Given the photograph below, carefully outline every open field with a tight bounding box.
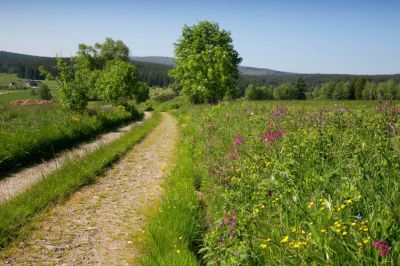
[141,100,400,265]
[0,73,59,104]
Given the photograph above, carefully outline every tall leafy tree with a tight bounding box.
[171,21,242,103]
[96,60,138,106]
[273,83,295,100]
[55,58,89,110]
[295,77,306,99]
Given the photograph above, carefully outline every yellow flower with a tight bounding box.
[340,204,346,209]
[176,249,181,254]
[293,243,300,248]
[307,202,314,208]
[357,242,363,247]
[319,207,325,211]
[345,199,353,204]
[351,222,356,226]
[320,229,326,233]
[342,231,348,236]
[291,227,297,233]
[280,236,289,243]
[254,208,260,213]
[260,243,268,249]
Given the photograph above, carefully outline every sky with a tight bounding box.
[1,0,399,74]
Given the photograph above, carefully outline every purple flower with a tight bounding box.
[233,133,244,147]
[233,252,238,257]
[261,128,285,144]
[271,106,287,120]
[220,237,225,243]
[373,240,390,257]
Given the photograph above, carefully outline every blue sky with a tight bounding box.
[1,0,399,74]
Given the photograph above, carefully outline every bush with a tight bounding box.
[136,82,150,103]
[246,84,273,100]
[149,88,177,102]
[39,83,52,100]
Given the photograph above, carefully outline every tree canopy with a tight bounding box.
[96,60,138,106]
[171,21,242,103]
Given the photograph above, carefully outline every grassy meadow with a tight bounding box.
[0,104,139,174]
[143,100,400,265]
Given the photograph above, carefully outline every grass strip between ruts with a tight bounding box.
[139,112,202,266]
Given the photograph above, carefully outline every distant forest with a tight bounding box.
[1,51,399,94]
[0,51,172,87]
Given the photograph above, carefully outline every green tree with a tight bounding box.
[331,81,350,100]
[273,83,295,100]
[56,58,88,110]
[317,81,335,99]
[295,77,306,99]
[39,83,52,100]
[348,78,356,100]
[362,81,377,100]
[355,77,367,100]
[96,60,137,106]
[171,21,242,103]
[246,84,273,100]
[136,82,150,103]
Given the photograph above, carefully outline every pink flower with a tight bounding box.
[373,240,390,257]
[232,132,244,147]
[261,128,285,144]
[271,105,287,120]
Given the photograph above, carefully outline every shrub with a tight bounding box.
[149,88,176,102]
[39,83,52,100]
[246,84,273,100]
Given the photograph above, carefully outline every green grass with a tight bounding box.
[0,73,59,103]
[0,104,138,174]
[0,73,25,86]
[0,112,161,248]
[143,100,400,265]
[139,112,202,266]
[0,90,40,104]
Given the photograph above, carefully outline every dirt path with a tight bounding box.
[1,112,179,265]
[0,112,151,203]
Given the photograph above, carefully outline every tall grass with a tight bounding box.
[139,112,202,266]
[0,104,138,174]
[0,112,161,248]
[186,100,400,264]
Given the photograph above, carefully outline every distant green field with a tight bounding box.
[0,73,59,104]
[0,91,40,104]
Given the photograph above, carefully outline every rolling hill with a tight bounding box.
[131,56,289,75]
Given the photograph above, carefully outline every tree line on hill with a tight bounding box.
[2,50,399,98]
[246,77,400,100]
[0,51,172,88]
